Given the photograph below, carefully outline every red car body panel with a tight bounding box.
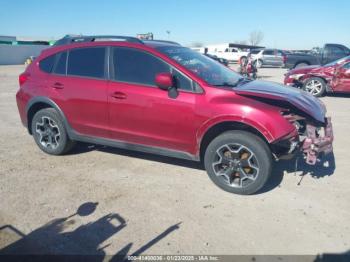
[50,74,109,138]
[16,41,329,161]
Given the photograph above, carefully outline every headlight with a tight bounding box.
[289,74,304,80]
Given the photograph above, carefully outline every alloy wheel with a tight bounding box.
[304,79,323,96]
[212,143,260,188]
[35,116,61,149]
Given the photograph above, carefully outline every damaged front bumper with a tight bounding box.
[302,117,334,165]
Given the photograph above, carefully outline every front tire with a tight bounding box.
[204,131,272,195]
[31,108,75,155]
[303,77,326,97]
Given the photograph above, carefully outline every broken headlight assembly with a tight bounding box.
[279,110,333,165]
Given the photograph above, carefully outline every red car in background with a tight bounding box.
[284,56,350,97]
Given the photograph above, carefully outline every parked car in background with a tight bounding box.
[204,53,229,66]
[17,35,333,195]
[284,55,350,96]
[284,43,350,69]
[248,49,286,68]
[190,47,229,66]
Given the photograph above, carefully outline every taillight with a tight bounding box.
[19,72,30,86]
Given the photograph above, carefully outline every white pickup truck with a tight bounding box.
[206,45,249,63]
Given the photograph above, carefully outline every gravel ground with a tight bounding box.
[0,65,349,258]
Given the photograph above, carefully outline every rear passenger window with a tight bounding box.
[263,50,274,55]
[53,52,67,75]
[39,54,55,73]
[113,47,170,86]
[67,47,105,78]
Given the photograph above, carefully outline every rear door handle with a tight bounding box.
[111,92,127,99]
[52,82,64,89]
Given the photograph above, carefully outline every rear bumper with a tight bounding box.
[302,117,334,165]
[16,90,28,128]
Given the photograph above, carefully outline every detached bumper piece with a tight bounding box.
[302,117,334,165]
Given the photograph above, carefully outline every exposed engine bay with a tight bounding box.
[277,112,333,165]
[234,80,334,165]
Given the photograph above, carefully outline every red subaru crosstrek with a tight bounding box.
[16,35,334,195]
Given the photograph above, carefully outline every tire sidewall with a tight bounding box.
[31,108,69,155]
[204,131,272,195]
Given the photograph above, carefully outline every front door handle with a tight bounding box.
[52,82,64,89]
[111,92,127,99]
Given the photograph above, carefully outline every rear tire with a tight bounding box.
[31,108,75,155]
[204,131,272,195]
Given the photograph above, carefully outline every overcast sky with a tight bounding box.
[1,0,349,49]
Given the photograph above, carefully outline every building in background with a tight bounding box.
[0,35,53,65]
[137,33,154,40]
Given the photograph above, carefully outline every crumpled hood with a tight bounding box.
[288,64,335,77]
[234,80,327,123]
[288,65,320,75]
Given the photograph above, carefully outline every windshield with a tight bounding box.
[324,55,350,67]
[157,46,242,86]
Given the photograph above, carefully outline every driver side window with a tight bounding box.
[112,47,193,91]
[112,47,170,86]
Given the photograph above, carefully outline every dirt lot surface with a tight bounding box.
[0,65,349,257]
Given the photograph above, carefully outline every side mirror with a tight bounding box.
[155,72,173,90]
[155,72,179,98]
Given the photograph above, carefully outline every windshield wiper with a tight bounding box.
[213,82,237,87]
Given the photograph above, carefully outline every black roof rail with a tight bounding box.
[53,35,144,46]
[143,39,181,46]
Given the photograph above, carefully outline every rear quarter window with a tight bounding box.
[53,52,67,75]
[39,54,56,73]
